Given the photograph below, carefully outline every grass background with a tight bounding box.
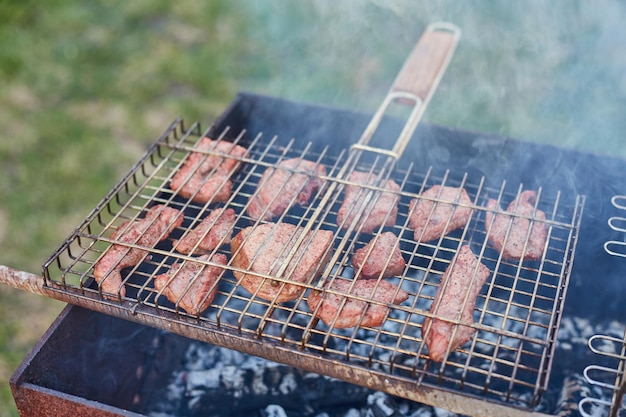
[1,1,625,416]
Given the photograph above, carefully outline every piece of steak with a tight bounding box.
[408,185,473,243]
[485,190,548,261]
[153,253,227,316]
[231,223,334,302]
[352,232,406,279]
[170,137,247,204]
[422,245,490,362]
[94,204,183,298]
[308,278,409,328]
[247,158,327,221]
[337,171,400,234]
[174,208,236,255]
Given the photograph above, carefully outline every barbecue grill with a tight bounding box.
[4,22,626,417]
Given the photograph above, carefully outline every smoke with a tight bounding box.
[234,0,626,159]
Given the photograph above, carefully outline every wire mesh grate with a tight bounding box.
[43,118,585,413]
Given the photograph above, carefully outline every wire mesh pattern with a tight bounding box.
[43,118,584,412]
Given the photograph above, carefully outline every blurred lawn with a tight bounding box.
[0,2,249,415]
[1,1,625,416]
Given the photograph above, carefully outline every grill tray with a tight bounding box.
[42,112,584,416]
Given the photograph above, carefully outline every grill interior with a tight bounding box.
[42,109,584,413]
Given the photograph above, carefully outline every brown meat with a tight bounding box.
[337,171,400,234]
[352,232,406,279]
[170,137,247,204]
[174,208,236,255]
[422,245,490,362]
[93,205,183,298]
[153,253,227,316]
[247,158,327,221]
[408,185,473,243]
[231,223,334,302]
[307,278,409,328]
[485,190,547,261]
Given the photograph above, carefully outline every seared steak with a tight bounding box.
[231,223,334,302]
[423,245,490,362]
[485,190,547,261]
[408,185,473,243]
[170,137,247,204]
[352,232,406,279]
[337,171,400,234]
[247,158,326,221]
[308,278,409,328]
[94,204,183,298]
[153,253,227,316]
[174,208,236,255]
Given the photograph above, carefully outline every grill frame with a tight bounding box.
[41,99,584,415]
[579,331,626,416]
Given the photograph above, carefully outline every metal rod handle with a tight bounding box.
[355,22,461,159]
[0,265,47,296]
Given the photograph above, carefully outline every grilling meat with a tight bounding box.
[485,190,548,261]
[174,208,236,255]
[308,278,409,328]
[337,171,400,234]
[408,185,473,243]
[247,158,327,221]
[153,253,227,316]
[93,204,183,298]
[231,223,334,302]
[170,137,247,204]
[352,232,406,279]
[423,245,490,362]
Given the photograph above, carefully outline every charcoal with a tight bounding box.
[263,404,289,417]
[552,374,590,417]
[406,409,433,417]
[365,392,404,417]
[155,344,372,417]
[147,315,626,417]
[432,408,456,417]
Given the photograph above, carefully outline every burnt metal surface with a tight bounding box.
[31,93,600,415]
[9,305,162,417]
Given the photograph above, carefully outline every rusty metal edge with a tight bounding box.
[5,265,559,417]
[9,305,147,417]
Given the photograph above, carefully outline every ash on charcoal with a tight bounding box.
[263,404,288,417]
[432,408,457,417]
[366,392,403,417]
[406,411,432,417]
[146,316,625,417]
[553,374,592,416]
[148,343,374,417]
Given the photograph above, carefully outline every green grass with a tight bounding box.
[0,2,246,415]
[1,1,625,416]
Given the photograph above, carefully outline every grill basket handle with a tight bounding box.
[354,22,460,159]
[391,22,461,100]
